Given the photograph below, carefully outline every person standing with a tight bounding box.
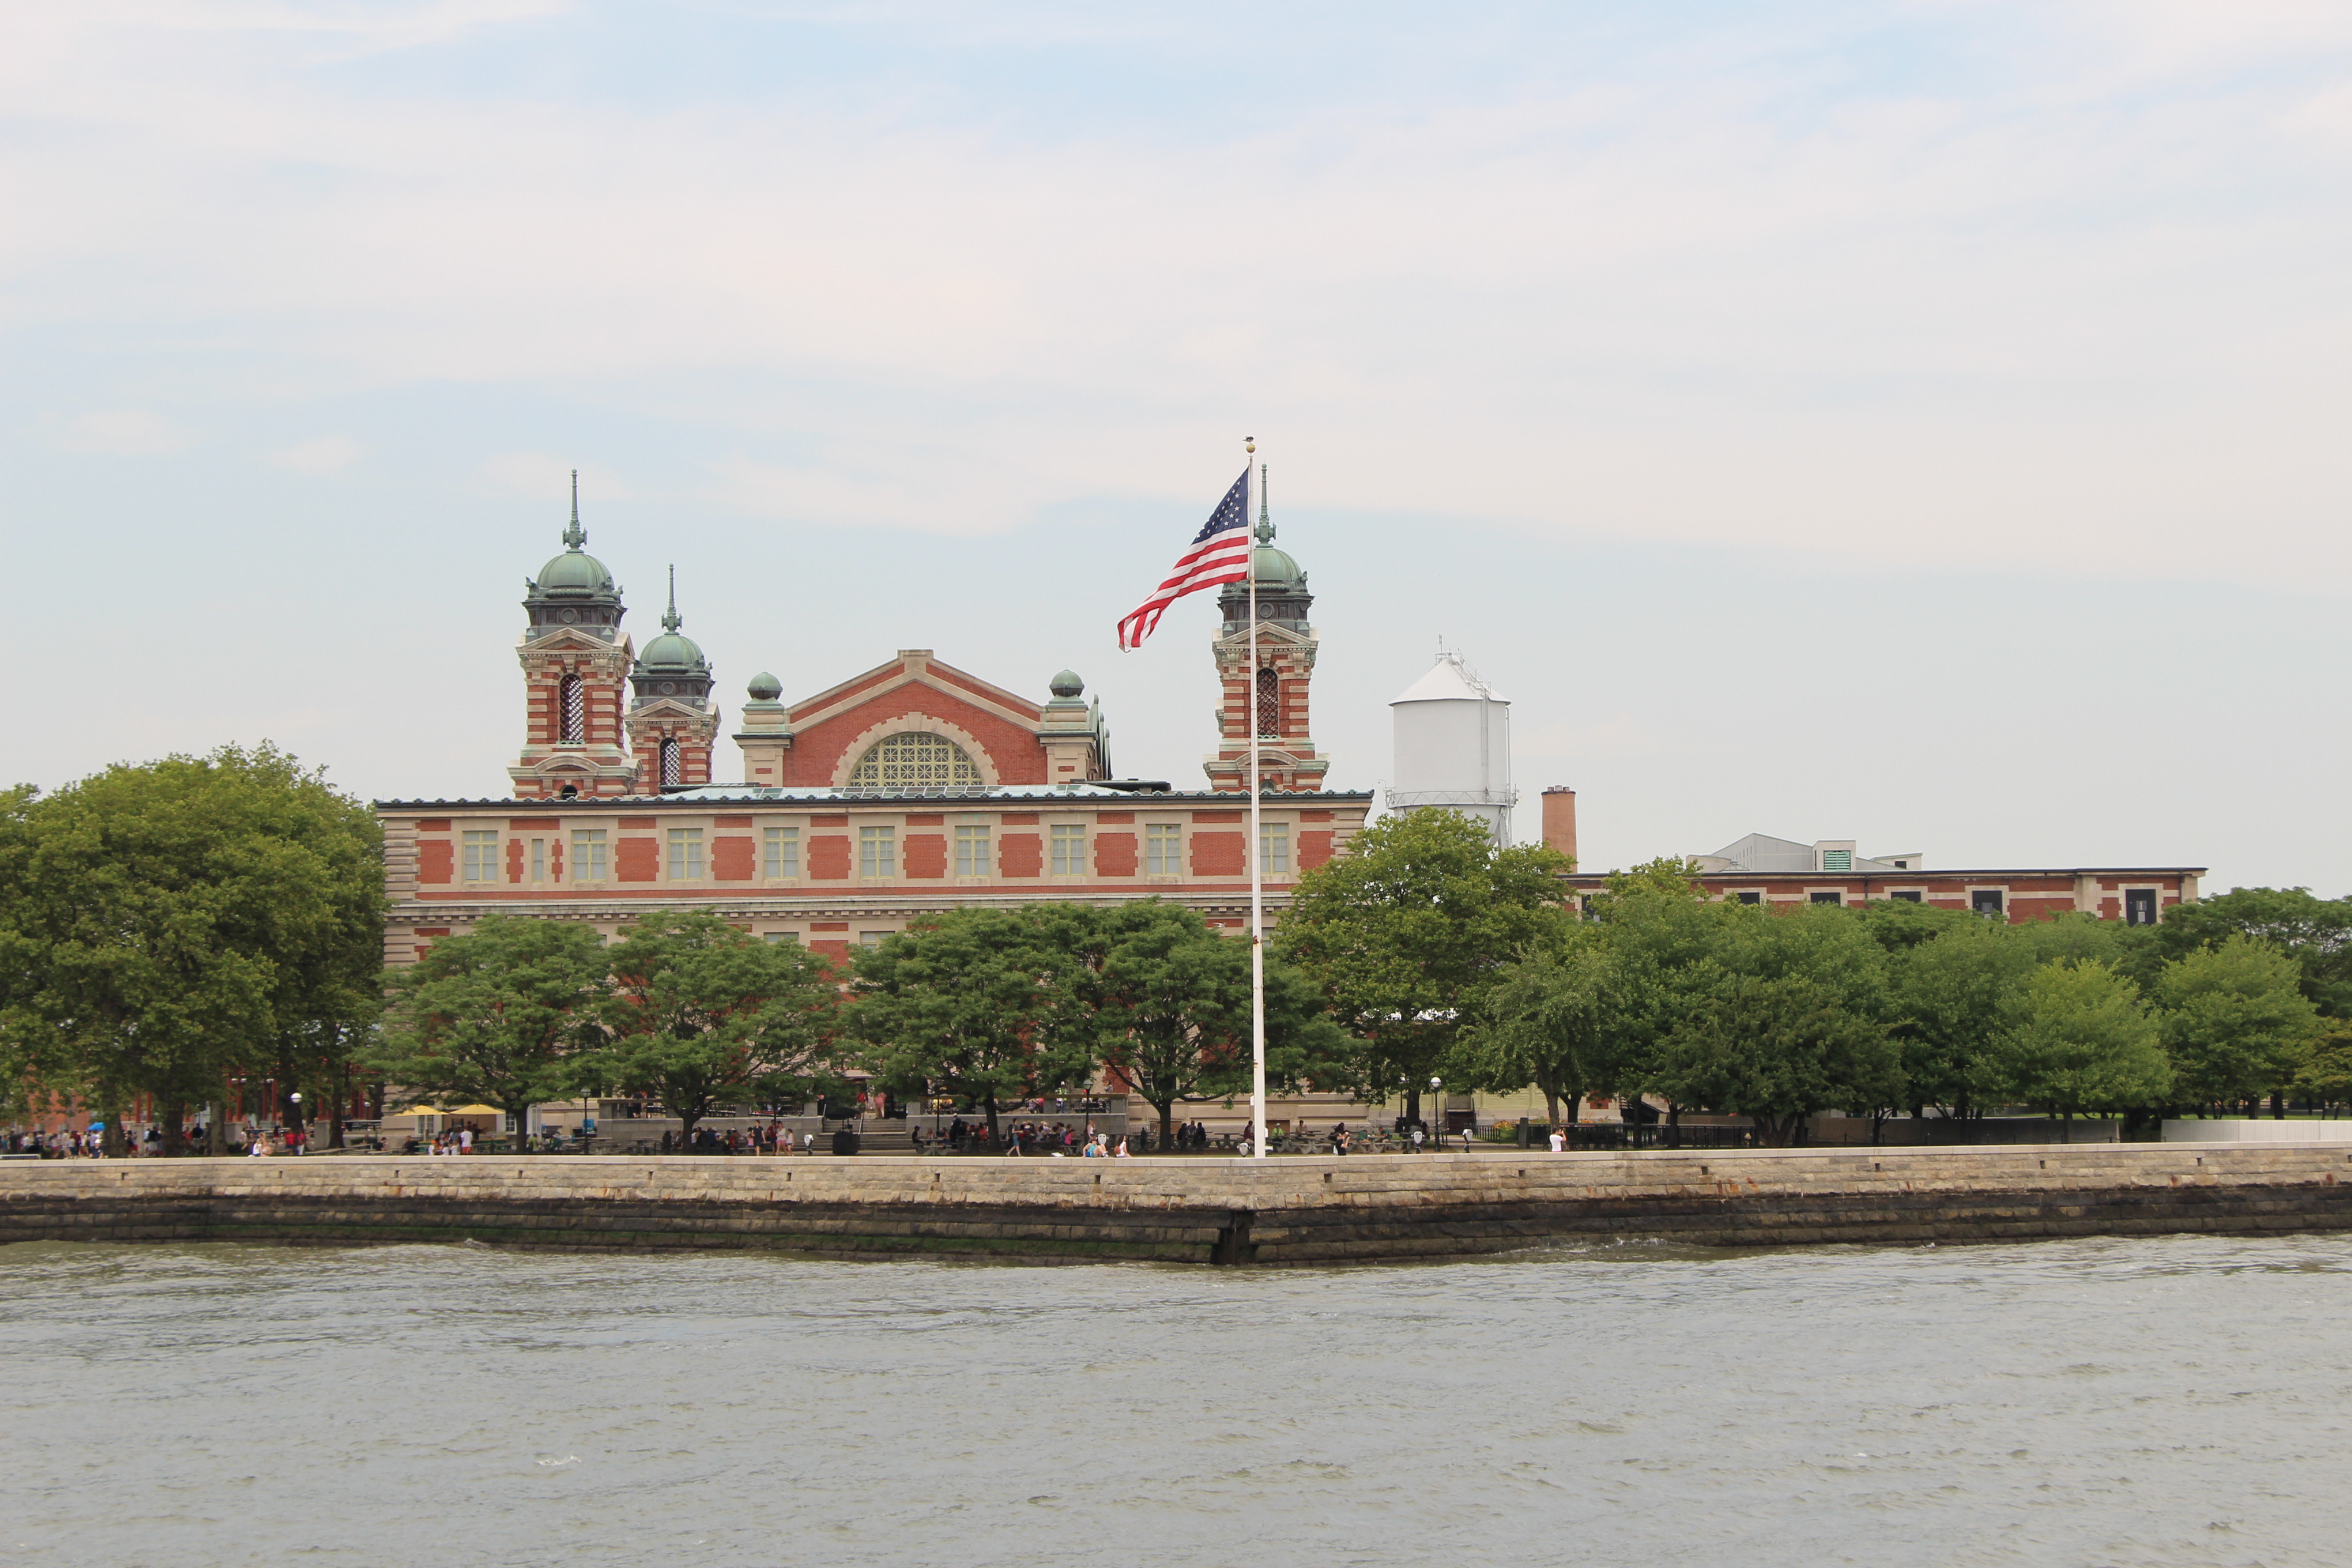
[1549,1126,1567,1154]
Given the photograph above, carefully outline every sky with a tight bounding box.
[3,1,2349,892]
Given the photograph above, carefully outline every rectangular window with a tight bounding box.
[668,827,704,880]
[1972,889,2005,917]
[860,826,896,877]
[956,823,992,877]
[1809,890,1843,905]
[571,829,607,883]
[1260,821,1290,875]
[529,838,545,883]
[1821,849,1852,872]
[764,931,801,945]
[763,825,800,879]
[461,830,498,883]
[1735,891,1761,906]
[860,930,888,949]
[1146,823,1182,875]
[2125,889,2158,926]
[1050,823,1085,875]
[1889,889,1922,904]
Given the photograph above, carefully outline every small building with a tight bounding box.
[1556,831,2200,923]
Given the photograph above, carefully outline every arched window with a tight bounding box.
[558,674,584,743]
[845,732,983,794]
[660,738,681,789]
[1256,667,1281,737]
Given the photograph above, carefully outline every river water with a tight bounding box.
[3,1235,2347,1567]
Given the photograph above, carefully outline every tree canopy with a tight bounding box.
[0,745,385,1154]
[1275,809,1571,1122]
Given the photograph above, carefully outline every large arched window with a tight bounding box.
[558,674,584,742]
[845,732,983,794]
[660,738,681,788]
[1256,667,1281,737]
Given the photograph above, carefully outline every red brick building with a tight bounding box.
[1556,830,2202,924]
[381,489,1369,968]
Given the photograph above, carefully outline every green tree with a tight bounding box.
[1996,960,2171,1119]
[1646,904,1901,1144]
[2293,1024,2352,1113]
[2152,934,2325,1111]
[0,746,385,1156]
[1275,809,1571,1126]
[1886,917,2036,1121]
[1459,921,1622,1127]
[1067,901,1347,1150]
[587,913,844,1145]
[847,906,1098,1139]
[2147,887,2352,1018]
[370,915,607,1149]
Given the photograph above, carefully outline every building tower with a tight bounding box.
[509,474,638,800]
[1203,470,1328,792]
[625,567,719,794]
[1386,650,1516,843]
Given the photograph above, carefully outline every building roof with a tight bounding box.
[375,785,1375,810]
[1391,652,1509,706]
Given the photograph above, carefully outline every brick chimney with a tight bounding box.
[1541,786,1578,864]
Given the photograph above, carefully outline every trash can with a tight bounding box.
[830,1128,860,1156]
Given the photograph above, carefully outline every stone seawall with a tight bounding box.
[5,1144,2351,1265]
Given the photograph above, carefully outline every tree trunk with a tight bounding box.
[1158,1101,1177,1152]
[1403,1087,1421,1132]
[983,1092,1000,1142]
[160,1097,187,1157]
[206,1101,227,1157]
[1541,1089,1560,1127]
[100,1102,127,1159]
[2271,1090,2287,1120]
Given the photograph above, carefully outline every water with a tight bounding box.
[2,1235,2348,1567]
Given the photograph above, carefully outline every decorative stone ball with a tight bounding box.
[1049,668,1084,698]
[747,672,783,702]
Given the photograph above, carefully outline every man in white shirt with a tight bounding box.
[1548,1127,1567,1154]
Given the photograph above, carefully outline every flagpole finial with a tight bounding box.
[1245,436,1255,454]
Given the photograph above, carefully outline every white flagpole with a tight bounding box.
[1246,437,1268,1161]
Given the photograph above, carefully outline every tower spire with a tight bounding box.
[1254,462,1273,544]
[562,469,587,551]
[663,564,682,633]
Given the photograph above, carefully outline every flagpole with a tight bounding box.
[1246,437,1267,1162]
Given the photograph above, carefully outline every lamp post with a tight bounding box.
[288,1092,303,1156]
[1429,1076,1442,1153]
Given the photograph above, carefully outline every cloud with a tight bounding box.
[5,4,2351,588]
[267,434,360,472]
[39,409,195,456]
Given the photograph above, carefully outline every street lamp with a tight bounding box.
[1429,1077,1442,1153]
[288,1092,303,1156]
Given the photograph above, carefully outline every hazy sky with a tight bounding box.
[5,1,2349,892]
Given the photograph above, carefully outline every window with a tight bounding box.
[558,674,583,742]
[2125,889,2158,926]
[571,829,607,883]
[763,826,800,879]
[1972,889,2005,917]
[1735,891,1761,906]
[860,930,888,949]
[957,824,992,877]
[1809,890,1843,905]
[1050,823,1085,875]
[1821,849,1852,872]
[1256,667,1281,736]
[1259,821,1290,875]
[1146,823,1183,875]
[660,738,681,789]
[529,839,546,883]
[845,732,982,794]
[462,830,499,883]
[668,827,704,880]
[764,931,802,945]
[1889,889,1922,904]
[860,825,896,877]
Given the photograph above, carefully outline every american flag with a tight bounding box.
[1115,467,1253,651]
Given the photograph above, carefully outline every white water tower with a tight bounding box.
[1387,651,1516,843]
